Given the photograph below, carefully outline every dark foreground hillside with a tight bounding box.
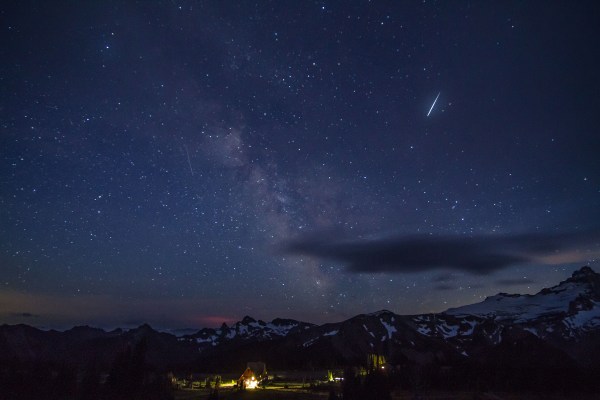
[173,389,600,400]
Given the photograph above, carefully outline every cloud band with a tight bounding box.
[281,230,600,275]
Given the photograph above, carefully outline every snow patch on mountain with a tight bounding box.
[463,319,477,335]
[417,325,431,335]
[380,318,397,339]
[265,322,299,336]
[438,322,460,338]
[523,327,539,337]
[196,335,219,345]
[303,337,318,347]
[226,330,236,339]
[563,303,600,330]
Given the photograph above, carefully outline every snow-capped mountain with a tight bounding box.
[184,316,315,347]
[3,267,598,394]
[446,266,600,327]
[185,266,600,369]
[2,266,599,372]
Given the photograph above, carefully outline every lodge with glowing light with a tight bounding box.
[238,361,267,389]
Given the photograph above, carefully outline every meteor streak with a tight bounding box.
[183,144,194,176]
[427,92,441,117]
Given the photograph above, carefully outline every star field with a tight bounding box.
[1,1,599,330]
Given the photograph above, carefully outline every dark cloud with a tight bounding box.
[434,284,455,291]
[496,278,535,286]
[281,230,600,275]
[432,273,457,283]
[10,312,40,318]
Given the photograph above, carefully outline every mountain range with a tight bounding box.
[2,266,599,374]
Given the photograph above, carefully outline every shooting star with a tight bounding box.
[183,144,194,176]
[427,92,441,117]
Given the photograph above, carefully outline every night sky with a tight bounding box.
[1,1,599,331]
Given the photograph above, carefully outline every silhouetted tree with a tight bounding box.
[78,361,101,400]
[328,388,339,400]
[104,339,147,400]
[341,365,391,400]
[207,387,219,400]
[50,363,77,400]
[342,367,360,400]
[103,338,173,400]
[139,373,174,400]
[363,368,391,400]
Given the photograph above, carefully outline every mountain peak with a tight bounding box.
[131,323,156,335]
[367,309,394,317]
[445,266,600,321]
[562,266,599,296]
[569,266,596,281]
[240,316,256,324]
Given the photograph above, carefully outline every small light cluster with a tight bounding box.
[244,376,258,389]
